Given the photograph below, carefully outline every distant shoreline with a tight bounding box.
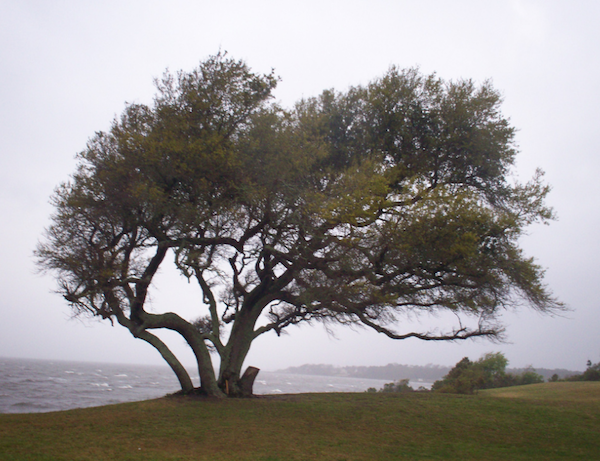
[1,356,581,383]
[277,362,581,382]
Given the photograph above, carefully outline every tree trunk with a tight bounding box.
[178,323,224,398]
[112,308,195,393]
[139,311,226,398]
[218,309,259,396]
[239,366,260,396]
[134,329,194,393]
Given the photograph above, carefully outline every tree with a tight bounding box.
[432,352,544,393]
[564,360,600,382]
[36,54,563,398]
[431,357,482,394]
[514,368,545,386]
[379,379,414,393]
[583,360,600,381]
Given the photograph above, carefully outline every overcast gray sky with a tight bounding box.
[1,0,598,373]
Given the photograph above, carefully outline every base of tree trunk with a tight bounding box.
[239,366,260,396]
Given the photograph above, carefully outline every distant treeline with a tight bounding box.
[279,364,450,381]
[278,363,578,382]
[508,367,577,381]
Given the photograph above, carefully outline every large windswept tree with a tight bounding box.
[36,54,563,397]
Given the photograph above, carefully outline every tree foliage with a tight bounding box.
[432,352,544,394]
[563,360,600,382]
[367,378,416,394]
[581,361,600,381]
[36,54,563,397]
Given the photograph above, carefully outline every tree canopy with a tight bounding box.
[36,53,563,397]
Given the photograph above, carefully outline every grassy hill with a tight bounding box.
[1,382,599,460]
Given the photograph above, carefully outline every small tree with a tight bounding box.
[583,361,600,381]
[432,357,483,394]
[37,54,563,398]
[565,360,600,382]
[379,379,414,393]
[516,368,545,386]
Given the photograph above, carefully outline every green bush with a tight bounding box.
[583,360,600,381]
[381,379,414,393]
[517,369,546,385]
[368,378,415,393]
[432,353,544,394]
[564,360,600,382]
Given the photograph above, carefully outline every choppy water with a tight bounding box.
[0,357,398,414]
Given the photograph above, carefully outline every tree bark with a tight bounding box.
[218,307,259,396]
[113,309,195,393]
[239,366,260,396]
[139,311,225,398]
[133,329,194,393]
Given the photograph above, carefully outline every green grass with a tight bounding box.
[1,382,599,460]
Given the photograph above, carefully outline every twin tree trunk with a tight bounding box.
[142,327,259,398]
[131,302,263,398]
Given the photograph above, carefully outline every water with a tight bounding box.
[0,357,398,414]
[0,357,181,414]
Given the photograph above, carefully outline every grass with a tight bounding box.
[0,382,599,460]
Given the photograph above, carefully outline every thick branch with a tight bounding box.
[194,269,224,352]
[105,291,194,393]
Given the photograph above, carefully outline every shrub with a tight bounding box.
[432,353,544,394]
[368,379,415,393]
[564,360,600,382]
[380,379,414,393]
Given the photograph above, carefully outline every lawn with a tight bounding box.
[0,382,598,460]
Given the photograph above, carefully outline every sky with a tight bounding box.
[1,0,599,374]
